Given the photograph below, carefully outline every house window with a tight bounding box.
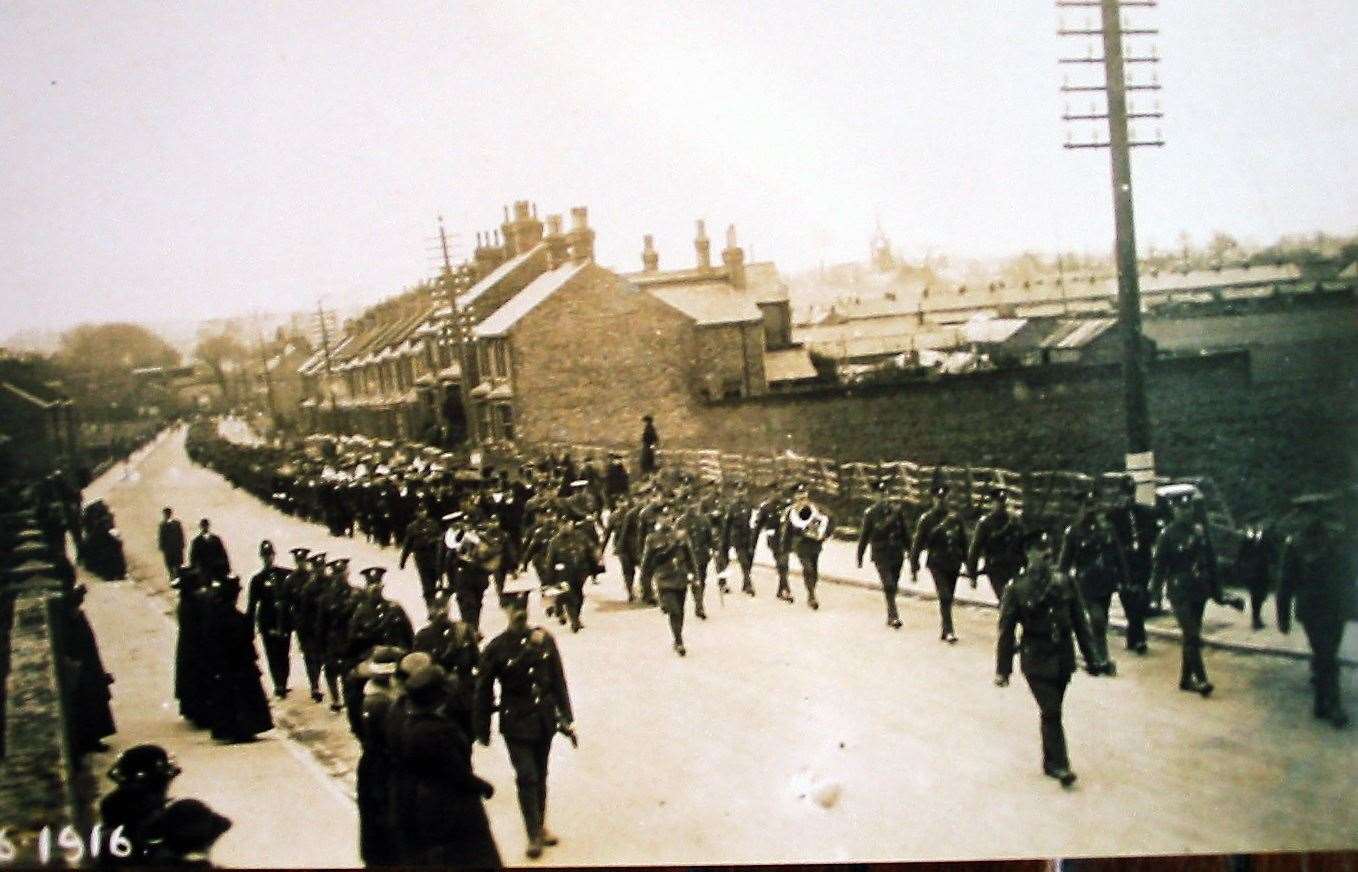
[490,340,509,378]
[493,403,515,440]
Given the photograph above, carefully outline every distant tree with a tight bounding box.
[57,322,180,373]
[1207,231,1241,264]
[194,331,252,405]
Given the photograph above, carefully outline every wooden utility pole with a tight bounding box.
[315,299,339,423]
[254,321,281,432]
[1058,0,1163,502]
[436,215,478,447]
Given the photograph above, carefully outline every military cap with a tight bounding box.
[327,557,350,570]
[290,546,311,560]
[931,484,949,497]
[360,566,387,585]
[397,651,432,680]
[259,539,275,557]
[308,551,328,565]
[569,479,590,489]
[873,478,891,492]
[108,744,181,785]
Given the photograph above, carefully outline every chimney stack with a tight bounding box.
[642,234,659,272]
[695,220,711,271]
[507,199,544,254]
[722,224,746,289]
[545,214,569,268]
[566,206,595,265]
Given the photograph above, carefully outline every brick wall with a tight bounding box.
[509,265,709,446]
[694,323,767,399]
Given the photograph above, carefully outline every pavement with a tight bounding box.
[81,427,1358,865]
[756,536,1358,666]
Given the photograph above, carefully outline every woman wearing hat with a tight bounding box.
[204,576,274,743]
[100,744,181,866]
[996,528,1111,787]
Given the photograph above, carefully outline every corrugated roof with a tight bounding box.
[649,282,764,326]
[764,347,819,383]
[462,244,548,308]
[474,262,588,338]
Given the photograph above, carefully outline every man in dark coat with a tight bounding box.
[604,452,630,507]
[188,518,231,582]
[911,486,967,643]
[639,415,659,477]
[1236,519,1280,631]
[65,583,116,754]
[967,488,1025,603]
[857,478,908,628]
[996,529,1111,787]
[1150,494,1244,697]
[247,540,293,698]
[1278,492,1354,728]
[394,664,501,866]
[158,507,186,581]
[476,585,575,859]
[205,576,274,743]
[1059,492,1130,675]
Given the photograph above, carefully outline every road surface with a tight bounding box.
[86,428,1356,865]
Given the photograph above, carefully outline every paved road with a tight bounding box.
[90,429,1357,865]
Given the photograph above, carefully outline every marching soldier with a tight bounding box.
[719,480,757,596]
[641,505,702,655]
[475,579,575,859]
[602,493,639,601]
[1150,492,1245,697]
[604,451,630,507]
[995,529,1111,787]
[292,551,329,704]
[413,594,481,738]
[857,478,908,628]
[1059,491,1130,675]
[780,485,833,610]
[967,488,1024,604]
[246,540,294,698]
[1107,478,1160,653]
[453,516,505,635]
[400,504,442,610]
[629,489,668,604]
[320,557,358,711]
[910,486,967,643]
[343,567,414,735]
[1278,493,1353,728]
[546,515,599,632]
[677,490,713,618]
[753,485,796,601]
[1235,517,1279,632]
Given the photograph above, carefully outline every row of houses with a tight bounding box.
[296,201,817,449]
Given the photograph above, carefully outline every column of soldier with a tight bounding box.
[177,421,1352,848]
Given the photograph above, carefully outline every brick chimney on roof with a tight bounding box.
[642,234,659,272]
[695,220,711,271]
[567,207,595,265]
[722,224,746,289]
[545,214,570,268]
[507,199,544,255]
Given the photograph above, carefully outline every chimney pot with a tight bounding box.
[694,219,712,270]
[642,234,659,272]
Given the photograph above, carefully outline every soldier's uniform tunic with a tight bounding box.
[1059,514,1129,669]
[967,505,1025,603]
[475,625,573,848]
[912,508,967,639]
[247,564,293,697]
[1151,517,1227,691]
[858,496,909,625]
[1279,519,1354,726]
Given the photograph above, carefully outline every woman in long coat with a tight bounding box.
[64,583,116,754]
[206,576,274,742]
[172,568,212,726]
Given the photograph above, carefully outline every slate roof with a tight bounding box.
[649,282,765,326]
[461,244,549,309]
[473,262,589,338]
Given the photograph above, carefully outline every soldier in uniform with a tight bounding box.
[413,594,481,738]
[1107,478,1161,653]
[320,557,358,711]
[1278,492,1353,728]
[546,514,599,632]
[753,484,797,602]
[1059,491,1130,675]
[857,478,908,628]
[967,487,1025,604]
[1235,517,1279,631]
[475,579,575,859]
[602,492,639,601]
[910,486,967,643]
[996,529,1111,787]
[246,539,294,698]
[641,506,702,655]
[188,518,231,582]
[399,504,442,611]
[157,507,185,581]
[604,451,630,507]
[1150,493,1245,697]
[677,490,713,617]
[719,480,757,596]
[292,551,330,703]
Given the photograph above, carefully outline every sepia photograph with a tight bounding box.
[0,1,1355,868]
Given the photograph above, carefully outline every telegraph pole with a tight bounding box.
[1059,0,1163,502]
[435,215,478,448]
[315,298,339,426]
[254,321,281,433]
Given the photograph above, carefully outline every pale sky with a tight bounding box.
[3,1,1356,335]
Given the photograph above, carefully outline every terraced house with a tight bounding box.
[297,200,812,449]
